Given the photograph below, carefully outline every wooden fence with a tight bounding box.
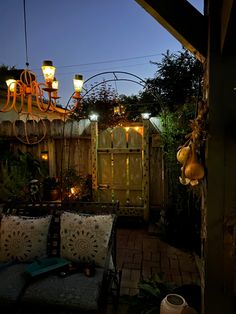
[0,119,92,178]
[0,118,165,218]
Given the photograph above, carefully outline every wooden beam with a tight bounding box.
[135,0,207,62]
[221,0,236,54]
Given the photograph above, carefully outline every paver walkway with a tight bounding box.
[116,227,200,297]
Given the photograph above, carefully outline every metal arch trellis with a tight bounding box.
[83,71,147,92]
[80,71,163,107]
[63,70,148,112]
[64,70,163,114]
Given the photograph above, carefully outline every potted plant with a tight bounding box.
[61,168,92,201]
[43,176,60,201]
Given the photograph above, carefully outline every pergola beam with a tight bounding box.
[135,0,207,62]
[221,0,236,54]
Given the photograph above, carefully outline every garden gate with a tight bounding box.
[91,122,150,220]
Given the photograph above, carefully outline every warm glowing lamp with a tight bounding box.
[89,113,98,122]
[41,151,48,161]
[51,79,60,99]
[141,112,151,120]
[73,74,84,99]
[52,79,59,90]
[41,60,56,89]
[6,79,16,93]
[73,74,84,92]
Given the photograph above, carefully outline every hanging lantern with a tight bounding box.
[41,151,49,161]
[114,103,125,115]
[73,74,84,99]
[41,60,56,90]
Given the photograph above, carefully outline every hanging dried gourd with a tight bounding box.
[184,142,205,180]
[176,145,191,164]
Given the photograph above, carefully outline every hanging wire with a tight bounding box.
[23,0,29,67]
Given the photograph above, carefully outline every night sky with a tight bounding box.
[0,0,203,105]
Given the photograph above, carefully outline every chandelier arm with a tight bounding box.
[35,82,52,112]
[13,113,47,145]
[29,95,33,114]
[24,116,30,144]
[37,82,49,112]
[14,81,25,113]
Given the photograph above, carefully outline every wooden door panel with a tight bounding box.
[129,154,142,187]
[97,126,144,207]
[113,154,127,186]
[113,128,126,148]
[97,153,111,185]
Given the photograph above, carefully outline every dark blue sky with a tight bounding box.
[1,0,203,105]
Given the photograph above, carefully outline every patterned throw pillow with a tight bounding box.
[60,212,114,267]
[0,215,52,262]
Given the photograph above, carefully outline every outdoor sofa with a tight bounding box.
[0,201,120,313]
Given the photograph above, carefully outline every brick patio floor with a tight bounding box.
[116,227,200,297]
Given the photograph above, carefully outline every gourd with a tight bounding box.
[184,143,204,180]
[176,146,191,164]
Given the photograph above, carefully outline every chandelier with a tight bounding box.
[0,61,84,145]
[2,61,84,115]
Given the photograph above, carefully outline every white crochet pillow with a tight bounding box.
[0,215,52,262]
[60,212,114,267]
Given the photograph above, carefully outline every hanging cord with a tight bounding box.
[23,0,29,67]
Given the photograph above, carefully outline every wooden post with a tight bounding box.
[204,2,236,313]
[142,119,150,221]
[91,121,98,201]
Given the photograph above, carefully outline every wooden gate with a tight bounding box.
[96,126,145,216]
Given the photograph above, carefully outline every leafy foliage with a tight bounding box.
[72,81,130,129]
[152,50,203,254]
[0,144,47,202]
[143,49,203,112]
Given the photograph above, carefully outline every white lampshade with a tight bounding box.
[6,79,16,92]
[52,79,59,90]
[73,74,84,92]
[89,113,98,122]
[41,60,56,83]
[141,112,151,120]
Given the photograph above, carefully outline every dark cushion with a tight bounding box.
[21,267,105,311]
[0,263,29,304]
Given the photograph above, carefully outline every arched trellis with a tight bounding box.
[63,71,147,112]
[66,70,163,110]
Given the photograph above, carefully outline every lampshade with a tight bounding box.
[141,112,151,120]
[41,60,56,83]
[6,79,16,92]
[73,74,84,92]
[89,113,98,122]
[52,79,59,90]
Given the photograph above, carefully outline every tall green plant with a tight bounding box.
[160,106,201,253]
[0,147,47,202]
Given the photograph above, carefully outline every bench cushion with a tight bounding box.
[21,267,105,311]
[60,212,114,267]
[0,263,29,304]
[0,215,52,262]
